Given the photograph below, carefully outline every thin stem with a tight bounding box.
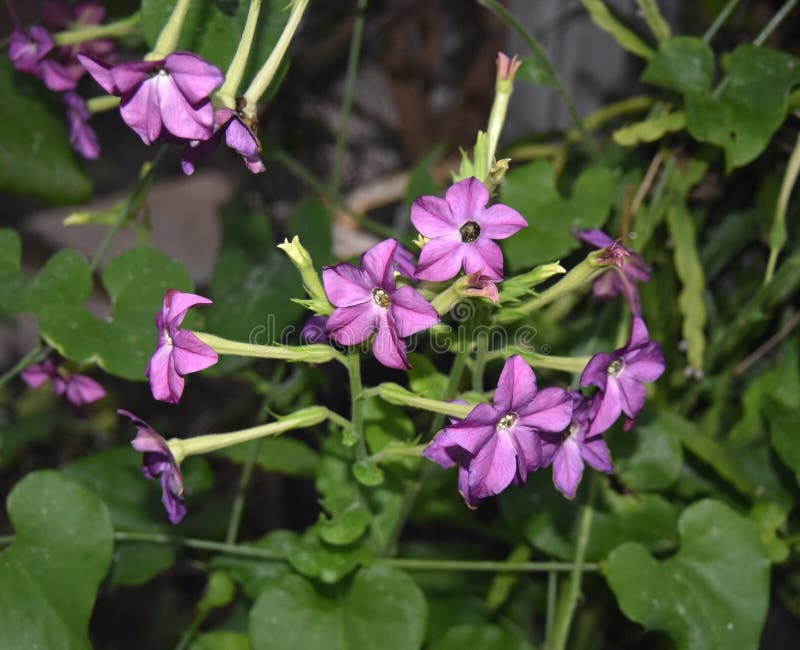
[753,0,798,46]
[478,0,595,156]
[53,12,141,46]
[148,0,192,60]
[702,0,740,43]
[0,343,47,390]
[87,95,120,114]
[472,333,488,393]
[548,477,597,650]
[195,332,344,365]
[347,349,368,461]
[765,131,800,284]
[493,349,591,374]
[224,438,262,544]
[376,383,473,419]
[217,0,262,106]
[546,571,558,641]
[331,0,368,202]
[174,609,208,650]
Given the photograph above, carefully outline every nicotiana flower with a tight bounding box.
[540,391,613,499]
[580,316,665,435]
[300,315,329,344]
[118,410,186,524]
[22,358,106,406]
[411,177,527,281]
[423,426,476,507]
[181,107,265,175]
[574,229,651,314]
[322,238,439,369]
[426,355,572,504]
[9,26,76,91]
[78,51,224,145]
[146,289,218,404]
[63,91,99,159]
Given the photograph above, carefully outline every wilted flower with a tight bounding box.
[146,290,218,404]
[411,177,527,281]
[322,239,439,369]
[22,358,106,406]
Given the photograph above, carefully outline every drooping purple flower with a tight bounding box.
[78,51,224,145]
[462,270,500,303]
[540,392,613,499]
[574,229,651,315]
[322,238,439,369]
[426,355,572,504]
[118,409,186,524]
[63,91,100,159]
[22,358,106,406]
[580,317,665,435]
[181,108,265,175]
[146,289,218,404]
[411,177,527,281]
[9,26,76,91]
[300,315,329,344]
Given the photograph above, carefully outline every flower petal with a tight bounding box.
[164,52,224,105]
[326,303,378,345]
[171,330,219,375]
[157,76,214,141]
[468,430,517,498]
[552,439,585,499]
[389,286,439,337]
[444,403,499,454]
[77,52,117,93]
[372,315,409,369]
[120,78,162,144]
[582,435,614,473]
[625,342,666,383]
[587,378,622,436]
[574,228,614,249]
[478,203,527,239]
[493,355,537,413]
[361,238,398,289]
[322,262,371,306]
[163,290,214,329]
[411,195,458,237]
[64,375,106,405]
[616,374,647,419]
[445,177,489,226]
[511,425,542,475]
[579,351,613,390]
[146,344,184,404]
[462,238,504,280]
[518,386,573,432]
[414,236,463,282]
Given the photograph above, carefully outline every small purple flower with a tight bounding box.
[181,108,265,175]
[426,355,572,504]
[541,392,613,499]
[78,51,224,145]
[63,91,99,159]
[580,317,666,435]
[322,238,439,369]
[300,315,329,344]
[462,271,500,303]
[119,409,186,524]
[22,358,106,406]
[9,26,75,91]
[146,289,219,404]
[574,229,651,315]
[411,177,527,281]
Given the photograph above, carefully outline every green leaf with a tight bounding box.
[353,459,385,486]
[501,162,618,270]
[516,56,556,86]
[318,501,371,546]
[685,45,800,170]
[197,571,237,612]
[190,631,251,650]
[408,354,448,400]
[641,37,714,94]
[613,111,686,146]
[605,499,770,650]
[249,566,427,650]
[364,398,416,454]
[429,624,533,650]
[218,437,319,477]
[581,0,654,60]
[613,411,683,491]
[288,528,372,584]
[0,471,113,649]
[635,0,671,41]
[209,530,294,599]
[666,204,706,373]
[766,399,800,486]
[0,60,91,203]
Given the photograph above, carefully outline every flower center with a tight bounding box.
[164,332,174,347]
[607,358,624,376]
[372,288,391,308]
[496,412,519,431]
[460,221,481,243]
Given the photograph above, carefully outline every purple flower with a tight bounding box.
[22,358,106,406]
[146,289,219,404]
[300,315,329,344]
[411,177,527,281]
[63,91,100,159]
[423,427,477,507]
[181,108,265,175]
[9,26,76,91]
[580,317,665,435]
[426,355,572,504]
[322,238,439,369]
[574,229,651,315]
[119,409,186,524]
[392,245,418,280]
[541,392,613,499]
[462,271,500,303]
[78,51,224,145]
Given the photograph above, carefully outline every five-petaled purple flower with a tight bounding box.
[119,409,186,524]
[574,229,651,315]
[181,107,265,175]
[322,238,439,369]
[146,289,218,404]
[541,391,614,499]
[78,51,224,145]
[425,355,572,505]
[411,177,527,281]
[22,358,106,406]
[9,26,75,91]
[580,316,665,435]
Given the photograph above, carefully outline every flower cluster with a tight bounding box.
[8,1,113,158]
[21,357,106,407]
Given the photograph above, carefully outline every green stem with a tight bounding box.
[478,0,595,157]
[242,0,310,121]
[53,12,141,46]
[331,0,368,201]
[87,95,121,114]
[376,383,473,419]
[217,0,262,107]
[148,0,192,60]
[753,0,798,46]
[494,349,591,373]
[194,332,344,365]
[346,350,368,460]
[702,0,740,43]
[548,478,596,650]
[472,334,488,393]
[224,438,262,544]
[546,570,558,641]
[0,343,48,390]
[174,609,208,650]
[765,131,800,284]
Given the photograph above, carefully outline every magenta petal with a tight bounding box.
[326,303,378,345]
[181,134,221,175]
[111,60,156,94]
[323,263,371,306]
[389,286,439,337]
[120,79,162,144]
[163,290,214,329]
[164,52,225,105]
[41,59,77,91]
[479,204,527,239]
[616,375,647,419]
[493,355,537,413]
[64,375,106,405]
[519,387,573,432]
[77,53,117,93]
[445,177,489,225]
[574,228,614,249]
[468,430,517,498]
[511,425,542,475]
[361,239,398,289]
[582,435,614,473]
[157,77,214,140]
[445,403,498,453]
[458,465,480,508]
[171,330,219,375]
[552,439,585,499]
[225,116,260,158]
[414,236,463,281]
[411,195,458,237]
[244,157,266,174]
[372,316,409,369]
[626,343,666,382]
[580,352,613,390]
[628,317,651,348]
[146,344,183,404]
[588,379,622,436]
[423,430,462,469]
[462,238,504,280]
[21,362,54,388]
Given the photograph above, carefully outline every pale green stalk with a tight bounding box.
[147,0,192,60]
[217,0,262,107]
[765,131,800,284]
[194,332,344,364]
[87,95,120,113]
[53,12,140,46]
